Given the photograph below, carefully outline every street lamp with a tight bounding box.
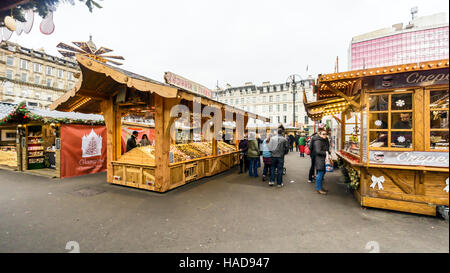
[286,74,304,128]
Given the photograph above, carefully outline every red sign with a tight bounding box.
[164,72,213,98]
[60,124,107,178]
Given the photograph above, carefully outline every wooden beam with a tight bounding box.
[100,99,115,183]
[324,83,361,110]
[78,89,110,100]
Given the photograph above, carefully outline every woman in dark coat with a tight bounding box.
[313,130,330,195]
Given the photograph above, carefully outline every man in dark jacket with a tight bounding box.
[288,134,295,152]
[268,128,289,187]
[313,130,330,194]
[294,133,300,152]
[307,132,319,183]
[126,131,139,152]
[238,134,249,173]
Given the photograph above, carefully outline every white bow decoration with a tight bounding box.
[444,178,449,193]
[370,175,385,190]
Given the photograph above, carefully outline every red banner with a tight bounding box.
[60,124,107,178]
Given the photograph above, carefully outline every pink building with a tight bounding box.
[349,12,449,70]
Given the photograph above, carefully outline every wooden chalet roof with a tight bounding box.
[304,59,449,121]
[50,55,268,122]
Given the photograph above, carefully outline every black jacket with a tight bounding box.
[313,137,330,171]
[126,135,137,152]
[239,139,249,155]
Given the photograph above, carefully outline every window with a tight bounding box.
[277,104,280,112]
[276,85,281,91]
[283,104,287,111]
[282,94,287,101]
[276,95,280,102]
[21,90,28,98]
[47,79,52,87]
[304,116,309,124]
[33,63,42,73]
[46,66,53,75]
[277,116,280,123]
[6,69,13,80]
[269,105,273,112]
[368,91,413,150]
[344,113,361,156]
[252,97,256,103]
[57,69,64,78]
[235,98,239,104]
[6,56,14,66]
[34,76,40,85]
[47,94,52,101]
[283,116,287,123]
[241,98,244,104]
[20,59,28,70]
[21,73,27,82]
[428,89,449,150]
[262,96,266,103]
[269,96,273,102]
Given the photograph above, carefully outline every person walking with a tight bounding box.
[298,133,307,157]
[238,134,249,173]
[247,132,260,177]
[288,134,295,152]
[268,128,289,188]
[294,133,300,152]
[140,134,151,146]
[261,134,272,181]
[313,130,330,195]
[126,131,139,152]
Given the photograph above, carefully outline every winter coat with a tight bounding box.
[298,136,307,146]
[247,139,260,158]
[238,139,249,155]
[313,137,330,171]
[261,139,272,158]
[126,135,137,152]
[268,134,289,158]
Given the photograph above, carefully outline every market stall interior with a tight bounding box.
[51,55,269,192]
[304,59,449,216]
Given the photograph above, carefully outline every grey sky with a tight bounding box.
[8,0,449,89]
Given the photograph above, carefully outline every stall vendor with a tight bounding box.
[126,131,139,152]
[393,113,412,129]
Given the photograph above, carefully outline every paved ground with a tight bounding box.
[0,152,448,253]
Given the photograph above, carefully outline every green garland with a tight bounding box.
[0,101,104,126]
[1,0,102,26]
[337,157,360,190]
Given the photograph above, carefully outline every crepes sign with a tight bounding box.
[369,151,449,167]
[164,72,212,98]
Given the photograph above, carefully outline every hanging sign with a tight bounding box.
[373,68,449,90]
[369,151,449,167]
[164,72,213,98]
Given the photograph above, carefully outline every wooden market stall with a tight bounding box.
[304,59,449,216]
[0,102,18,169]
[50,55,268,192]
[0,101,106,178]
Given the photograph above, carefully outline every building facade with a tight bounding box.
[214,77,316,128]
[0,41,79,108]
[349,12,449,70]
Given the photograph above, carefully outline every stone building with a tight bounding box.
[214,77,316,129]
[0,41,79,109]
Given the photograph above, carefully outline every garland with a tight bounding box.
[337,157,360,190]
[0,101,104,125]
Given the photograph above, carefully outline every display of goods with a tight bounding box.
[28,146,43,151]
[176,144,206,159]
[217,141,237,153]
[190,142,212,156]
[170,145,191,162]
[29,158,44,163]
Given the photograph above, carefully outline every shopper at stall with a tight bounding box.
[140,134,151,146]
[307,131,319,183]
[261,134,272,181]
[247,132,260,178]
[298,133,307,157]
[268,128,289,187]
[313,130,330,195]
[392,113,413,147]
[238,133,249,173]
[126,131,139,152]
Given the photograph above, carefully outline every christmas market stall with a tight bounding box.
[0,101,106,178]
[0,102,18,169]
[304,59,449,216]
[50,55,268,192]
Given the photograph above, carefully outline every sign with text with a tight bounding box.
[369,150,449,168]
[60,124,107,178]
[164,72,213,98]
[372,68,449,90]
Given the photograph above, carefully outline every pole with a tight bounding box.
[292,75,296,128]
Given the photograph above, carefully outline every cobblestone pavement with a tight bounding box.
[0,152,448,252]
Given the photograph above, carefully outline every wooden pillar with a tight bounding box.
[154,95,180,192]
[340,111,345,151]
[414,88,425,151]
[100,99,115,183]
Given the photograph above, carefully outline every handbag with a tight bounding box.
[305,145,311,155]
[325,152,333,172]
